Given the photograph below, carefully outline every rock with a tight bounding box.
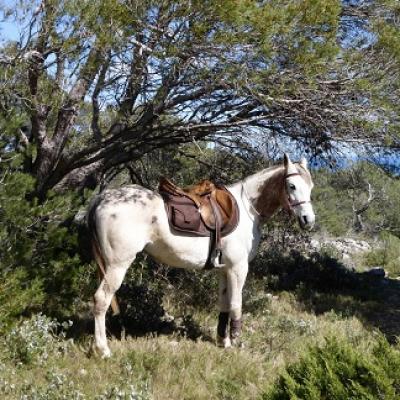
[73,209,87,224]
[310,238,371,256]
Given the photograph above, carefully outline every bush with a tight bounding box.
[0,268,44,334]
[0,170,94,327]
[363,232,400,277]
[264,335,400,400]
[3,314,71,365]
[0,368,150,400]
[251,247,358,294]
[16,371,85,400]
[116,282,167,333]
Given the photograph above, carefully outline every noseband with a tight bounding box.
[285,172,310,209]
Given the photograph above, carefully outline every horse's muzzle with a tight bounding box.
[298,213,315,230]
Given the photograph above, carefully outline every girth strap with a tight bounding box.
[204,193,224,269]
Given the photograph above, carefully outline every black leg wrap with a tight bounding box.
[230,318,242,339]
[217,312,230,338]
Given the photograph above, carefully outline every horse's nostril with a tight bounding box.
[302,215,308,225]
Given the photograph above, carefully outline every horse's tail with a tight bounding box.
[87,197,120,316]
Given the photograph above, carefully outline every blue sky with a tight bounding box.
[1,0,398,174]
[0,1,20,44]
[0,20,19,42]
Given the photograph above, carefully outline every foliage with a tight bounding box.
[0,167,94,326]
[3,313,71,366]
[312,162,400,236]
[0,268,43,334]
[116,282,167,333]
[251,245,359,294]
[16,371,86,400]
[264,335,400,400]
[363,231,400,276]
[0,368,150,400]
[1,1,400,195]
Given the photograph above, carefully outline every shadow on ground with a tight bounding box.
[67,250,400,345]
[252,250,400,342]
[66,281,215,344]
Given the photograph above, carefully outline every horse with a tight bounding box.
[87,154,315,358]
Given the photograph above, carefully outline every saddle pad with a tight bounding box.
[160,191,209,236]
[160,189,240,237]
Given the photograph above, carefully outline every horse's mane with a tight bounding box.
[252,161,313,217]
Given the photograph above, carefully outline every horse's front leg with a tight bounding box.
[217,262,248,347]
[217,270,231,348]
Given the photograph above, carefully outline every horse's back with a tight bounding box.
[87,185,163,263]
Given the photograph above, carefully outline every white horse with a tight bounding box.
[88,154,315,357]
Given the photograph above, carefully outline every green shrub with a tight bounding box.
[251,247,358,293]
[0,170,94,326]
[0,268,44,334]
[16,371,85,400]
[264,335,400,400]
[116,282,167,333]
[0,368,150,400]
[3,313,71,365]
[363,232,400,277]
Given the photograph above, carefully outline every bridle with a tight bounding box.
[284,172,311,210]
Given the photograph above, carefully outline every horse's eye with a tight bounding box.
[289,184,296,190]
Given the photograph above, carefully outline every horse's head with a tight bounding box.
[282,154,315,230]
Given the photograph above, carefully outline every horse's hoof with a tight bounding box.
[91,343,112,359]
[100,347,112,358]
[231,337,244,348]
[217,336,232,348]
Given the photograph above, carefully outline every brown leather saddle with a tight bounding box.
[159,177,240,269]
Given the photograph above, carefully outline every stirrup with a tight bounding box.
[204,253,225,269]
[215,250,225,268]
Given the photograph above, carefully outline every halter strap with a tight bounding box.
[285,172,301,179]
[284,172,310,208]
[288,199,309,207]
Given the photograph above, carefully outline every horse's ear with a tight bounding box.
[283,153,290,168]
[284,153,297,174]
[300,157,308,168]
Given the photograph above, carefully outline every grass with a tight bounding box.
[0,292,380,400]
[2,248,400,399]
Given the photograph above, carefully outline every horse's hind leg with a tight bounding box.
[93,260,132,358]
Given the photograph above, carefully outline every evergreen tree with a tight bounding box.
[0,0,399,197]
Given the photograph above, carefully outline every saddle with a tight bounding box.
[159,177,240,269]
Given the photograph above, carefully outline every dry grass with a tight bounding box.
[3,246,397,399]
[0,289,378,400]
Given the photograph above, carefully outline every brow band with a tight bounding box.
[285,173,301,178]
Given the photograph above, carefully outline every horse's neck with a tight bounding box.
[232,166,285,219]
